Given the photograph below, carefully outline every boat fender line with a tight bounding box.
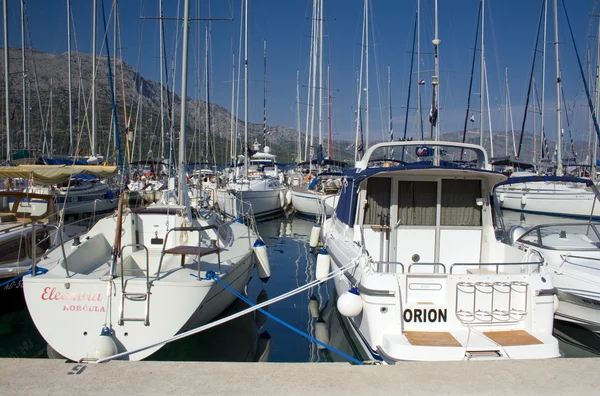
[207,271,363,365]
[0,266,48,288]
[96,260,360,363]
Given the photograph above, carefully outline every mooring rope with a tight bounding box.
[96,259,358,363]
[206,271,363,365]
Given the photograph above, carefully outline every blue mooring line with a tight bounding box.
[204,270,364,365]
[0,267,48,288]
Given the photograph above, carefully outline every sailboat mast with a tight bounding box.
[355,0,366,162]
[50,78,53,157]
[365,0,369,151]
[592,12,600,182]
[244,0,248,180]
[296,69,301,163]
[388,65,393,159]
[205,24,210,164]
[540,0,547,164]
[505,67,508,156]
[304,1,315,163]
[159,0,165,160]
[230,53,235,163]
[553,0,563,176]
[91,0,97,157]
[417,0,421,140]
[3,0,9,161]
[432,0,440,145]
[21,0,27,149]
[67,0,73,155]
[178,0,191,204]
[263,39,267,145]
[318,0,323,149]
[479,0,485,147]
[328,63,332,159]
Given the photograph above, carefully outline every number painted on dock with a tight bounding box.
[403,308,447,323]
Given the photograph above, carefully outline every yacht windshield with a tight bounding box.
[518,223,600,251]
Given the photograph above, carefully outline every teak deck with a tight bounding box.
[483,330,543,346]
[403,331,461,347]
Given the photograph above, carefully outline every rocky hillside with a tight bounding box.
[0,47,300,163]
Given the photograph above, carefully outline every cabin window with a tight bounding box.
[0,237,27,265]
[397,181,437,226]
[441,179,482,226]
[364,178,391,226]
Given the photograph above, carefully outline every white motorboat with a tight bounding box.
[27,178,118,220]
[22,2,267,362]
[289,172,342,219]
[496,172,600,219]
[321,140,560,362]
[501,178,600,333]
[215,142,286,219]
[509,221,600,332]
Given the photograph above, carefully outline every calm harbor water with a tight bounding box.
[1,211,600,361]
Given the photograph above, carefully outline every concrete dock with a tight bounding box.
[0,358,596,395]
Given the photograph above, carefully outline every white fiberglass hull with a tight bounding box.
[26,184,117,218]
[215,179,285,219]
[513,244,600,333]
[23,208,256,362]
[323,218,560,362]
[290,188,338,218]
[497,182,600,219]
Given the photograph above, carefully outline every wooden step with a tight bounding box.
[403,331,461,347]
[483,330,542,346]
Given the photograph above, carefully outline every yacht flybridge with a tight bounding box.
[321,140,560,362]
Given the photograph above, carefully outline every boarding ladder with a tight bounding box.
[118,244,151,326]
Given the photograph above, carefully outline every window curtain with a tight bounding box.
[363,178,391,225]
[441,179,482,226]
[397,181,437,226]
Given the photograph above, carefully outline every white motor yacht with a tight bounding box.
[321,140,560,362]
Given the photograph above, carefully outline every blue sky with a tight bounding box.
[3,0,598,153]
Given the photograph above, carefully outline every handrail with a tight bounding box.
[449,261,543,274]
[408,262,447,273]
[372,261,405,273]
[30,223,69,278]
[119,244,150,290]
[560,254,600,262]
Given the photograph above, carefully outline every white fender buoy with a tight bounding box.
[279,190,286,208]
[315,317,329,349]
[255,331,272,362]
[499,192,505,203]
[553,295,560,313]
[309,224,321,248]
[253,239,271,282]
[308,295,320,319]
[255,289,269,330]
[521,194,527,206]
[316,248,331,280]
[87,327,118,360]
[337,287,363,318]
[285,190,292,207]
